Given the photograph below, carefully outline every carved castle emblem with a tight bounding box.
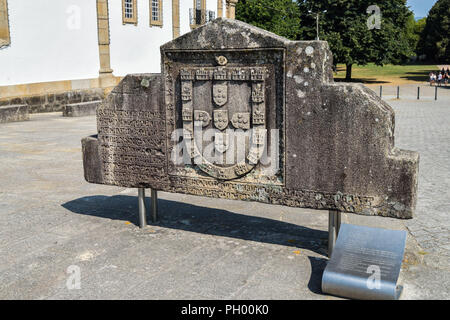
[252,83,264,103]
[179,66,269,180]
[213,82,228,107]
[181,81,192,101]
[252,105,265,125]
[182,107,193,121]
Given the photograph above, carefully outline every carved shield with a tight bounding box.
[215,132,230,153]
[178,66,270,181]
[214,110,228,130]
[194,110,211,127]
[213,82,228,107]
[231,113,250,130]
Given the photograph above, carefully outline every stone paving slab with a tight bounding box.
[0,111,448,299]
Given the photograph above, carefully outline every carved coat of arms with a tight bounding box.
[179,65,268,181]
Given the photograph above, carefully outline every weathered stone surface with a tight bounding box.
[0,105,29,123]
[82,18,419,219]
[63,100,102,117]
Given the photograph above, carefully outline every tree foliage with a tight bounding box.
[236,0,415,79]
[419,0,450,63]
[297,0,413,79]
[405,15,426,56]
[235,0,302,40]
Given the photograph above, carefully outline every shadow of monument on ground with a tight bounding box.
[62,195,329,256]
[307,256,327,295]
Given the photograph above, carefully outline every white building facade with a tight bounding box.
[0,0,239,99]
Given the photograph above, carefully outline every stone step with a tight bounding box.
[62,100,102,117]
[0,105,29,124]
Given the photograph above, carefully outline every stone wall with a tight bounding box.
[63,100,102,117]
[0,105,29,123]
[0,88,105,114]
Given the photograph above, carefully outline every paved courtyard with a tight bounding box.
[386,96,450,294]
[0,91,449,299]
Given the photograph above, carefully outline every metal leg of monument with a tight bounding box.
[328,210,342,258]
[151,189,158,223]
[336,210,341,235]
[138,188,147,228]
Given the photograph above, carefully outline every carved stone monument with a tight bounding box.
[82,19,419,234]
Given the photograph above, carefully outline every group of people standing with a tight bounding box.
[429,68,449,86]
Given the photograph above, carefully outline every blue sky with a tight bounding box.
[407,0,438,18]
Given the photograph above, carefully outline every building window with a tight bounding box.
[122,0,137,25]
[190,0,207,29]
[0,0,10,48]
[207,10,215,22]
[150,0,163,26]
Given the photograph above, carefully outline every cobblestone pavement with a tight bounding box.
[0,102,448,299]
[386,97,450,270]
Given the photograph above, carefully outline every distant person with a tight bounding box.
[437,72,443,86]
[444,72,449,86]
[430,72,436,86]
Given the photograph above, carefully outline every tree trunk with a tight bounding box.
[345,64,353,81]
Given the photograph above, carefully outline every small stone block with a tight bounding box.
[0,105,29,123]
[63,100,102,117]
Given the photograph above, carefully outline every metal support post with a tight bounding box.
[151,189,158,223]
[328,210,342,258]
[138,188,147,228]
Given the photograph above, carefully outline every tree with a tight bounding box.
[236,0,415,80]
[419,0,450,63]
[405,15,426,56]
[236,0,303,40]
[297,0,413,80]
[412,17,426,57]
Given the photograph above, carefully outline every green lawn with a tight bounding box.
[334,63,440,85]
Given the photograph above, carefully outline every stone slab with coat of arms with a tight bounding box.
[82,18,419,219]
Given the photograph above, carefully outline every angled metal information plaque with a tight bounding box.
[322,223,407,300]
